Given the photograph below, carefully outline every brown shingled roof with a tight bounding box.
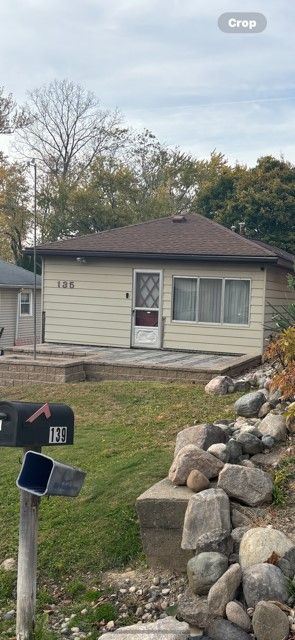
[31,213,294,267]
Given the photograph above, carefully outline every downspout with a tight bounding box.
[15,289,20,345]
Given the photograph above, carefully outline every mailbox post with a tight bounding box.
[0,400,85,640]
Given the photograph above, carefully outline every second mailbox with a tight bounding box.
[0,401,74,447]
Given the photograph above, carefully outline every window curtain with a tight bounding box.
[224,280,250,324]
[198,279,222,323]
[173,278,197,321]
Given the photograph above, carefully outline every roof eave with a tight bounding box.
[30,248,281,264]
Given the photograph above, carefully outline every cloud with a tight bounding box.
[0,0,295,165]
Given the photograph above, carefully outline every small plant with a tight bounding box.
[272,457,295,506]
[33,615,58,640]
[288,577,295,599]
[265,327,295,399]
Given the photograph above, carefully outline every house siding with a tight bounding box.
[0,288,17,349]
[264,266,295,343]
[16,289,42,346]
[43,257,266,355]
[0,287,41,349]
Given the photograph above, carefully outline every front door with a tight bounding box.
[132,270,162,348]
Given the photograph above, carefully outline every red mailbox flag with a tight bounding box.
[26,403,52,424]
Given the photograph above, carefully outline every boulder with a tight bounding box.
[102,616,190,640]
[169,445,224,485]
[227,439,243,463]
[207,443,229,463]
[233,380,251,393]
[207,619,251,640]
[217,464,273,507]
[230,503,268,528]
[207,563,242,617]
[235,432,263,455]
[177,588,209,628]
[182,488,231,552]
[261,435,275,449]
[239,527,294,569]
[186,469,210,493]
[258,413,287,442]
[205,375,234,395]
[174,424,227,456]
[278,546,295,577]
[187,552,228,595]
[234,391,266,417]
[252,601,289,640]
[243,563,289,607]
[226,601,251,632]
[258,402,272,418]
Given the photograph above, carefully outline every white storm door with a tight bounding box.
[132,270,162,348]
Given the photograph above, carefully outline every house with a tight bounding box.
[0,259,41,350]
[33,214,295,356]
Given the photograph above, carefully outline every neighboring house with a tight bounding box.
[33,214,295,356]
[0,260,41,350]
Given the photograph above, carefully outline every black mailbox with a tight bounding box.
[0,401,74,447]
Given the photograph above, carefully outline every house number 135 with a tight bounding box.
[57,280,75,288]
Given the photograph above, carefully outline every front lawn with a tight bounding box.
[0,380,237,633]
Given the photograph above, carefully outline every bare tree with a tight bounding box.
[17,79,127,182]
[0,87,29,134]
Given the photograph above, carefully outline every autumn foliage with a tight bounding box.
[265,327,295,407]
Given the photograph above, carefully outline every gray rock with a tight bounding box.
[218,464,273,507]
[182,488,231,552]
[233,380,251,393]
[177,588,209,628]
[258,413,287,442]
[278,546,295,577]
[0,558,16,572]
[207,619,251,640]
[207,443,229,463]
[227,439,243,463]
[187,552,228,595]
[258,401,273,418]
[174,424,227,456]
[243,563,289,607]
[240,460,255,469]
[261,435,275,449]
[234,391,266,418]
[239,527,294,569]
[231,527,250,553]
[102,617,190,639]
[230,503,268,528]
[226,601,251,632]
[205,375,234,395]
[252,600,289,640]
[207,563,242,617]
[169,445,224,485]
[235,432,263,455]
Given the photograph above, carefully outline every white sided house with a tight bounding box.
[0,260,41,350]
[35,214,295,357]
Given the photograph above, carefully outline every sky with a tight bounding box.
[0,0,295,166]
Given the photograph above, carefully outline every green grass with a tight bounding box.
[0,380,238,637]
[273,456,295,506]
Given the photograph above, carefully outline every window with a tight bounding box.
[199,278,222,323]
[173,278,197,321]
[172,277,250,325]
[224,279,250,325]
[20,291,32,316]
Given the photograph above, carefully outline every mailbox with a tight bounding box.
[0,401,74,447]
[17,451,86,497]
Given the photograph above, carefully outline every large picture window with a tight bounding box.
[172,277,250,325]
